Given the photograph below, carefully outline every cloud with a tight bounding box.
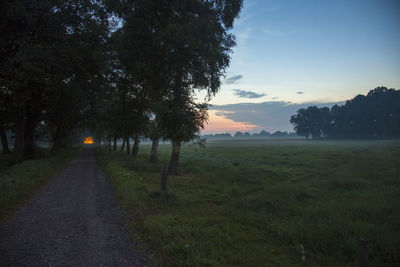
[225,75,243,84]
[234,89,266,99]
[204,110,259,134]
[212,101,344,132]
[296,91,304,94]
[262,25,289,36]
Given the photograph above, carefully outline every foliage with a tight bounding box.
[290,106,331,139]
[291,87,400,139]
[156,95,209,143]
[0,0,110,160]
[106,0,242,171]
[1,0,242,175]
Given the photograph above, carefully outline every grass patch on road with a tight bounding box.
[0,147,82,222]
[96,140,400,266]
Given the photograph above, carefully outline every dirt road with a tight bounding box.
[0,148,149,266]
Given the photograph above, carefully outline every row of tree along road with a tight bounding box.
[0,0,243,174]
[290,87,400,139]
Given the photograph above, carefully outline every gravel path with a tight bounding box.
[0,148,149,266]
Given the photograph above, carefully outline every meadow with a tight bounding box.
[0,147,82,222]
[96,139,400,266]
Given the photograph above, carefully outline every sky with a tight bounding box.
[200,0,400,134]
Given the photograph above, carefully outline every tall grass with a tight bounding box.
[96,140,400,266]
[0,147,82,222]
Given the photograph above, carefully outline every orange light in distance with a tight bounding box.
[84,136,94,144]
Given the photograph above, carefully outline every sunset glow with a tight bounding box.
[84,136,94,144]
[203,110,259,134]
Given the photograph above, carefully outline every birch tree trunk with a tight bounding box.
[150,138,159,162]
[12,109,25,163]
[0,125,10,154]
[168,141,181,175]
[132,135,140,157]
[120,139,125,152]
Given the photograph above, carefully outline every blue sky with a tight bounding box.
[201,0,400,133]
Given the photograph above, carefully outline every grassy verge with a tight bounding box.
[96,140,400,266]
[0,153,13,170]
[0,147,82,222]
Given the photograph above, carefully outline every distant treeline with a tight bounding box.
[290,87,400,139]
[203,130,299,139]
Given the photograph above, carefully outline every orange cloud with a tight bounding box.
[203,110,259,134]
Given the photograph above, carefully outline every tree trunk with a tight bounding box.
[160,165,168,195]
[120,139,125,152]
[132,135,140,157]
[0,125,11,154]
[113,136,117,151]
[108,135,112,152]
[22,88,42,158]
[150,138,159,162]
[23,116,38,158]
[168,141,181,175]
[12,110,26,163]
[51,127,68,152]
[47,133,52,149]
[126,137,130,154]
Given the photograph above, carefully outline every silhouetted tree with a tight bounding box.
[290,106,331,139]
[291,87,400,139]
[148,118,162,162]
[258,130,271,137]
[234,132,244,138]
[1,0,110,161]
[110,0,243,174]
[156,94,209,175]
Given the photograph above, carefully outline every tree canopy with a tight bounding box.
[1,0,243,174]
[290,87,400,139]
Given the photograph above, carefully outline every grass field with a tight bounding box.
[0,147,82,222]
[96,140,400,266]
[0,153,13,170]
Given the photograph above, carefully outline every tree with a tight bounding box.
[258,130,271,137]
[290,106,331,139]
[0,0,110,162]
[147,118,162,162]
[156,93,209,175]
[111,0,243,174]
[0,89,13,154]
[291,87,400,139]
[0,0,62,161]
[0,125,10,154]
[271,131,290,138]
[328,87,400,139]
[234,132,244,138]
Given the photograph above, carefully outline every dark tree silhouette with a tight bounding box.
[290,106,331,139]
[291,87,400,139]
[1,0,110,161]
[106,0,243,175]
[234,132,244,138]
[1,0,243,171]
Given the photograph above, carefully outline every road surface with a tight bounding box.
[0,148,149,266]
